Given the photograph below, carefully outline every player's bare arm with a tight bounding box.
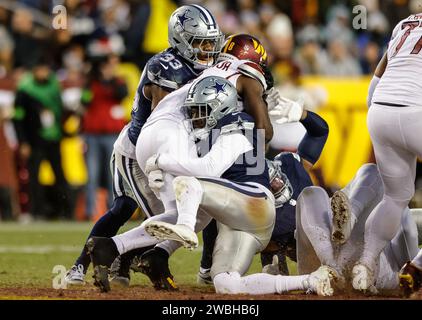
[237,75,274,143]
[375,51,388,78]
[144,83,170,111]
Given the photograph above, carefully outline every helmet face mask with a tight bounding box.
[183,76,238,140]
[169,5,224,69]
[267,160,293,208]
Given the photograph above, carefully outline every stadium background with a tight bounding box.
[0,0,421,221]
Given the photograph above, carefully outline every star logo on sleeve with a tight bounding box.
[177,10,193,27]
[235,116,245,129]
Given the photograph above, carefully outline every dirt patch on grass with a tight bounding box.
[0,285,420,300]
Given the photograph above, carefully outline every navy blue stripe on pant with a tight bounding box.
[198,177,267,198]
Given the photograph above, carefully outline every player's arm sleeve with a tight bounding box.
[146,60,179,92]
[158,133,253,177]
[297,111,329,165]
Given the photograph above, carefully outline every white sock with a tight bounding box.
[412,249,422,269]
[275,275,308,293]
[112,225,158,255]
[155,240,182,256]
[112,211,178,255]
[213,272,308,295]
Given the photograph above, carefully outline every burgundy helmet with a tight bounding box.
[220,34,268,67]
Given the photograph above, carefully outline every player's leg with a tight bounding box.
[296,186,338,274]
[375,208,419,292]
[332,164,383,245]
[144,177,276,249]
[136,120,195,212]
[197,219,217,284]
[398,209,422,296]
[354,106,420,290]
[65,153,138,285]
[212,224,335,296]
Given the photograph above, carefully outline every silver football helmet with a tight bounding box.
[267,159,293,208]
[168,5,224,69]
[183,76,238,140]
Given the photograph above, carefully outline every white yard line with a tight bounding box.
[0,245,80,254]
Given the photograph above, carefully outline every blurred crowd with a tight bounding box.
[0,0,420,221]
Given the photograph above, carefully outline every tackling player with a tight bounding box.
[86,76,336,295]
[64,4,224,286]
[88,34,276,290]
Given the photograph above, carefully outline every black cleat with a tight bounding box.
[109,255,130,288]
[138,247,178,291]
[399,261,422,298]
[86,237,119,292]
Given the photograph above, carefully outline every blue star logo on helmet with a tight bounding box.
[177,10,193,27]
[210,81,226,94]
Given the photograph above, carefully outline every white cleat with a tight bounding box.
[306,265,336,296]
[331,190,356,245]
[197,268,213,285]
[145,221,198,250]
[352,263,377,293]
[64,264,86,286]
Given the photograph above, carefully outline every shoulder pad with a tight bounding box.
[146,59,179,91]
[219,113,255,135]
[146,52,196,92]
[238,61,267,90]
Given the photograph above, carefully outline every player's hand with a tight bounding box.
[262,255,281,275]
[268,97,304,124]
[145,154,160,175]
[148,169,164,195]
[264,87,281,112]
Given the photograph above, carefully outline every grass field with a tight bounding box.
[0,221,420,300]
[0,220,291,299]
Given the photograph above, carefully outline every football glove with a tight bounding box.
[268,96,304,124]
[148,169,164,196]
[145,154,160,175]
[262,255,281,275]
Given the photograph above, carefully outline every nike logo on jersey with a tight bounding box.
[160,63,169,70]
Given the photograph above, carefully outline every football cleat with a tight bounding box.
[86,237,120,293]
[351,263,378,294]
[109,255,130,288]
[197,268,213,285]
[399,261,422,298]
[305,265,336,296]
[331,190,356,245]
[145,221,198,250]
[64,264,85,286]
[137,248,178,291]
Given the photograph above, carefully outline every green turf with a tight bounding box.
[0,221,297,289]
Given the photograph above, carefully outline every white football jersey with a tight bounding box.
[373,14,422,107]
[143,58,266,129]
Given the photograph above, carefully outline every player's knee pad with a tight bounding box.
[213,272,242,294]
[173,176,203,201]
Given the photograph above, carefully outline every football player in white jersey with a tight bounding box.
[292,164,421,295]
[352,13,422,293]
